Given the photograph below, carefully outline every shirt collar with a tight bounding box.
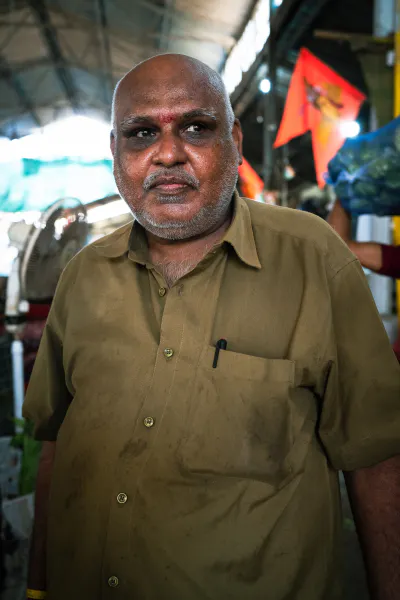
[93,191,262,270]
[223,192,261,269]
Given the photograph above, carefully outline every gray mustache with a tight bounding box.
[143,169,200,191]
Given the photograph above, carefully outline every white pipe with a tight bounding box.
[5,256,21,334]
[11,339,25,421]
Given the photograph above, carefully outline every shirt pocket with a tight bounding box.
[177,347,317,490]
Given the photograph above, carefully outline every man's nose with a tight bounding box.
[153,131,187,167]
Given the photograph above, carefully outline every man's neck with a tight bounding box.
[146,213,232,287]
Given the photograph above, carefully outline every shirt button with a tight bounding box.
[108,576,119,588]
[164,347,174,359]
[117,493,128,504]
[158,287,166,297]
[143,416,155,428]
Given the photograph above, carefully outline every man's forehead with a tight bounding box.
[119,104,218,122]
[123,62,215,94]
[116,94,222,126]
[115,72,226,122]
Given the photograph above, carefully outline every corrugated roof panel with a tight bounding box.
[160,0,253,69]
[0,81,22,112]
[107,0,162,37]
[0,0,255,136]
[70,68,107,107]
[57,27,103,72]
[109,36,155,73]
[2,24,47,64]
[175,0,250,28]
[17,66,65,106]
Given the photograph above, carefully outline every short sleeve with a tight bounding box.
[22,268,73,441]
[318,259,400,471]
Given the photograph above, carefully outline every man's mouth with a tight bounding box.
[151,176,194,193]
[143,170,200,194]
[154,182,189,191]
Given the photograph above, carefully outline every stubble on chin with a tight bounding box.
[114,160,238,241]
[133,186,236,241]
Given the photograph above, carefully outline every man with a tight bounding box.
[23,54,400,600]
[329,196,400,360]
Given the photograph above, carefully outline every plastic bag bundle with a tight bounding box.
[326,116,400,216]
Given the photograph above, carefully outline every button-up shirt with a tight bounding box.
[23,193,400,600]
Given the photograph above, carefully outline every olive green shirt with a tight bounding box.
[23,193,400,600]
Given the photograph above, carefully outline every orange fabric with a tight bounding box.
[274,48,366,187]
[238,158,264,199]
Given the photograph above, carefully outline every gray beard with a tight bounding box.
[132,178,238,241]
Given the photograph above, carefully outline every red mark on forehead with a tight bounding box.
[157,111,177,124]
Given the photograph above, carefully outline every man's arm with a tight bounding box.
[344,455,400,600]
[327,196,352,240]
[328,198,387,273]
[27,441,56,596]
[347,241,383,272]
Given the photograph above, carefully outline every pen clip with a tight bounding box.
[213,339,227,368]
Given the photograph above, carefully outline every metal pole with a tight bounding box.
[263,1,277,192]
[394,0,400,321]
[280,144,289,207]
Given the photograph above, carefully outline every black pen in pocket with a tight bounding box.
[213,339,228,368]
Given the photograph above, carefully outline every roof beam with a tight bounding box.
[275,0,331,57]
[0,55,41,128]
[26,0,80,112]
[96,0,114,106]
[158,0,174,51]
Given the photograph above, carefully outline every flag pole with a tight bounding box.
[394,0,400,322]
[263,0,277,194]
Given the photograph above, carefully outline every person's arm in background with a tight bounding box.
[328,198,400,277]
[26,442,56,597]
[327,197,352,241]
[328,198,383,271]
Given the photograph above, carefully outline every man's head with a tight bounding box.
[111,54,243,240]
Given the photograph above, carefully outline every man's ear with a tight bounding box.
[232,118,243,165]
[110,130,116,157]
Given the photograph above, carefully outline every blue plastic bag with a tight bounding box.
[326,116,400,216]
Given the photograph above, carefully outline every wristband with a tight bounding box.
[26,589,47,599]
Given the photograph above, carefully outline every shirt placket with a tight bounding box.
[100,268,191,597]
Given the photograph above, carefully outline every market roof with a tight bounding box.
[0,0,256,138]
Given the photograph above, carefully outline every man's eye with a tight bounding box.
[185,123,206,134]
[131,128,156,138]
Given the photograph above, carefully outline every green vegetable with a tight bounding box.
[10,418,41,496]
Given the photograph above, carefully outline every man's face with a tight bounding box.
[111,65,243,240]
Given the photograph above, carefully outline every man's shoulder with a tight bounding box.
[58,221,133,282]
[245,197,331,243]
[89,221,134,258]
[243,198,355,276]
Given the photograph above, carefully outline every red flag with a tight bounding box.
[238,158,264,199]
[274,48,366,187]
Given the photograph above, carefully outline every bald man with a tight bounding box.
[23,55,400,600]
